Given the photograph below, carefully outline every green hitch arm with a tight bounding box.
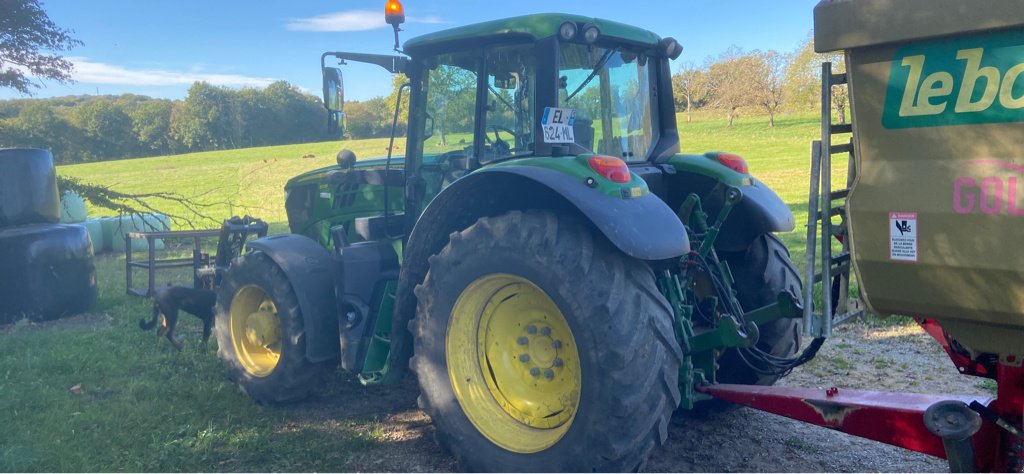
[659,270,694,354]
[698,186,743,258]
[677,194,709,235]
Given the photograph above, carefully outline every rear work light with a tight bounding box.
[588,155,631,183]
[715,152,749,175]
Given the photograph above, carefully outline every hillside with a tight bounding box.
[58,112,826,250]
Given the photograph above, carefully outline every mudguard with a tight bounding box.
[386,165,690,383]
[468,166,690,260]
[718,178,795,251]
[246,234,339,363]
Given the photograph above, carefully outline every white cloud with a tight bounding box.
[285,10,443,32]
[69,58,277,88]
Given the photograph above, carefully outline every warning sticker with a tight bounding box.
[541,107,575,144]
[889,212,918,262]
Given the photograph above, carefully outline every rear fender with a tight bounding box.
[664,158,795,252]
[387,166,690,379]
[718,178,795,251]
[246,234,339,363]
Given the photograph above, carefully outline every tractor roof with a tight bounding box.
[403,13,662,53]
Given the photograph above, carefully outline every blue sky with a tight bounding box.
[4,0,820,102]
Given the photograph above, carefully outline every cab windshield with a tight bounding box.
[558,43,657,162]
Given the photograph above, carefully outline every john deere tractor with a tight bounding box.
[215,3,810,470]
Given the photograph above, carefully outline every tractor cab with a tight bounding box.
[318,14,684,226]
[396,17,683,166]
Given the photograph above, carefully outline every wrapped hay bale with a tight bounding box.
[59,190,88,223]
[0,148,59,228]
[0,223,97,323]
[76,218,104,254]
[110,213,171,252]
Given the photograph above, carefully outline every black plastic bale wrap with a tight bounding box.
[0,223,97,323]
[0,148,60,228]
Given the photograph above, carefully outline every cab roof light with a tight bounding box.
[558,21,578,41]
[714,152,749,175]
[581,24,601,44]
[660,37,683,60]
[385,0,405,26]
[588,155,631,183]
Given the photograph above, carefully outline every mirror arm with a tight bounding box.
[321,52,409,74]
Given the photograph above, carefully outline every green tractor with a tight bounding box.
[215,4,811,470]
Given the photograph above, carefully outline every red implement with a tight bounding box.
[699,384,992,459]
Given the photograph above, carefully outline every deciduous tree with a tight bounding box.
[752,50,788,127]
[0,0,81,95]
[704,46,760,128]
[70,99,135,161]
[171,82,243,151]
[129,99,175,154]
[671,62,709,123]
[784,33,848,123]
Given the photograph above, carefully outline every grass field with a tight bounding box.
[1,111,847,471]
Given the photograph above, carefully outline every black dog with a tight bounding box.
[139,286,217,350]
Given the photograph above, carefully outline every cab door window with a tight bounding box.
[422,52,480,155]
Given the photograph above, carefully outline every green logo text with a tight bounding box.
[883,29,1024,128]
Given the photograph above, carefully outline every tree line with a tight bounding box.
[0,81,329,164]
[671,34,846,128]
[2,30,845,166]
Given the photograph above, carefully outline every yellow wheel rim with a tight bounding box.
[446,274,581,453]
[229,285,283,377]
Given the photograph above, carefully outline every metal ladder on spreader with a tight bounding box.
[803,61,866,337]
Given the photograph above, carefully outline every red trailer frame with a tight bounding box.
[700,321,1023,472]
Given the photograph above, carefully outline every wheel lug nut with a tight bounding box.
[553,358,563,367]
[517,336,528,346]
[544,369,554,379]
[552,340,562,349]
[527,325,537,334]
[530,368,540,377]
[540,326,551,336]
[519,354,530,362]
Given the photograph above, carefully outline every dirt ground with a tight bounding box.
[281,319,995,472]
[12,313,993,472]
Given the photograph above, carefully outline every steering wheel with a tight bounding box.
[485,124,532,155]
[483,125,517,157]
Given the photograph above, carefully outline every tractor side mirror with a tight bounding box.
[323,67,345,137]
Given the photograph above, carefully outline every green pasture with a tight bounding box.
[2,111,846,471]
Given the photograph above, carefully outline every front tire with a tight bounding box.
[412,210,682,472]
[215,251,330,404]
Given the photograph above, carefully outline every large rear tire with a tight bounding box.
[716,233,802,385]
[215,251,330,404]
[412,210,682,472]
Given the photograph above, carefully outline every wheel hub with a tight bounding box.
[229,285,282,377]
[446,273,581,453]
[245,304,281,347]
[517,323,562,376]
